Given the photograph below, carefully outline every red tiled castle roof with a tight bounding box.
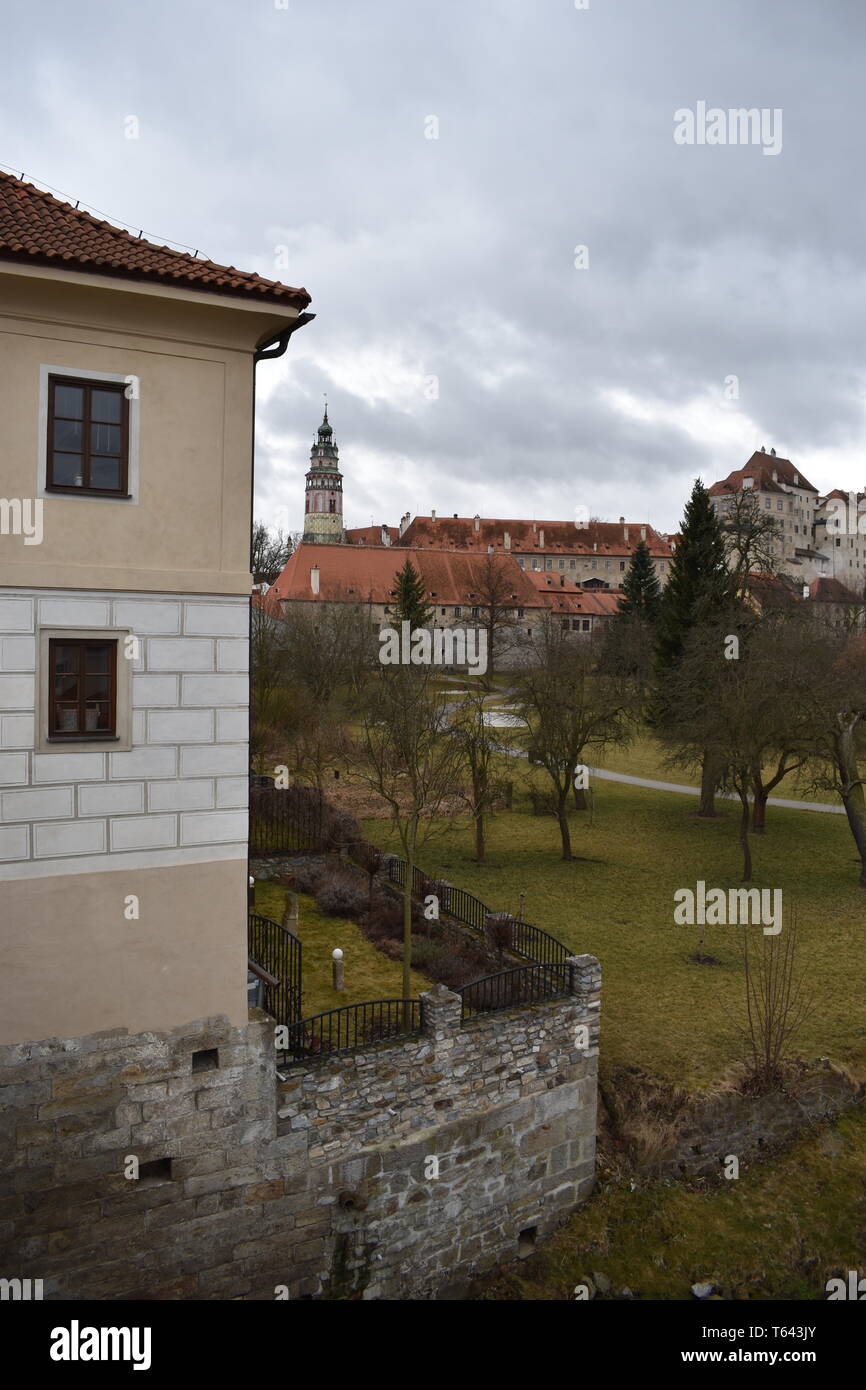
[397,516,671,557]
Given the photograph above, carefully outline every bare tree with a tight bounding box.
[798,628,866,887]
[738,911,814,1090]
[354,664,464,1010]
[514,618,634,860]
[451,686,499,861]
[472,551,522,684]
[250,597,293,775]
[718,491,782,599]
[661,613,813,879]
[251,521,293,585]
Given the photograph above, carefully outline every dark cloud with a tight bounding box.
[5,0,866,531]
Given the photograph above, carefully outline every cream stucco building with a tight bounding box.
[0,173,312,1043]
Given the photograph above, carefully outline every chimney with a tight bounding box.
[399,511,411,537]
[504,530,511,549]
[619,516,625,524]
[771,447,776,456]
[474,514,481,533]
[310,566,320,596]
[431,509,436,522]
[380,524,390,546]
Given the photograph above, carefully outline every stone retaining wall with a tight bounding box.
[0,957,601,1300]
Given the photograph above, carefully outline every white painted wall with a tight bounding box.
[0,589,249,878]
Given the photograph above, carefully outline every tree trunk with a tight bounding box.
[837,723,866,887]
[751,781,768,834]
[739,792,752,882]
[557,794,573,861]
[402,860,413,1024]
[474,809,486,862]
[698,751,719,817]
[572,785,587,810]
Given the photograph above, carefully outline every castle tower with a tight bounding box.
[302,406,344,543]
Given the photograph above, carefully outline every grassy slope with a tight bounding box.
[252,880,432,1018]
[361,776,866,1087]
[471,1106,866,1301]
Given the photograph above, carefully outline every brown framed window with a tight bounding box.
[48,638,117,739]
[46,376,129,495]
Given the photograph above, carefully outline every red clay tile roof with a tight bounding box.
[251,588,285,618]
[398,516,671,558]
[746,571,801,604]
[0,171,311,310]
[709,451,818,498]
[272,544,541,607]
[272,543,623,618]
[345,525,401,546]
[808,576,863,604]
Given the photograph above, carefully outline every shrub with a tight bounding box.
[411,938,445,972]
[366,892,404,942]
[485,911,516,960]
[288,861,324,896]
[424,943,491,989]
[314,868,368,919]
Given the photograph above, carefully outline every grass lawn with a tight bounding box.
[471,1104,866,1301]
[591,728,837,806]
[360,773,866,1088]
[252,879,432,1018]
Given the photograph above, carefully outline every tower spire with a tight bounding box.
[303,405,343,544]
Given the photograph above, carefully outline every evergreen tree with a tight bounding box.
[618,540,662,621]
[392,558,433,629]
[655,479,733,674]
[653,479,736,815]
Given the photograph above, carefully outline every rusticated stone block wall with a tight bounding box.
[0,957,600,1300]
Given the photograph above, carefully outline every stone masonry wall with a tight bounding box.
[0,957,600,1300]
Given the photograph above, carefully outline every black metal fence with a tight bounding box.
[281,999,423,1062]
[375,848,571,968]
[249,785,324,855]
[248,911,302,1026]
[459,962,573,1019]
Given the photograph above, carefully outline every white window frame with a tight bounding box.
[37,365,141,505]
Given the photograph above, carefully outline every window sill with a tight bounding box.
[47,735,120,744]
[45,489,132,500]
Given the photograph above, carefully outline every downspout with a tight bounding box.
[247,309,315,896]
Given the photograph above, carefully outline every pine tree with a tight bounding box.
[392,559,433,629]
[618,540,662,621]
[653,478,736,814]
[655,480,733,673]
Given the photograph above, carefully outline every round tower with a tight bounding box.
[302,406,344,544]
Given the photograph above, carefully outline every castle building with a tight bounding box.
[302,407,344,544]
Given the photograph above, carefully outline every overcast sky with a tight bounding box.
[5,0,866,535]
